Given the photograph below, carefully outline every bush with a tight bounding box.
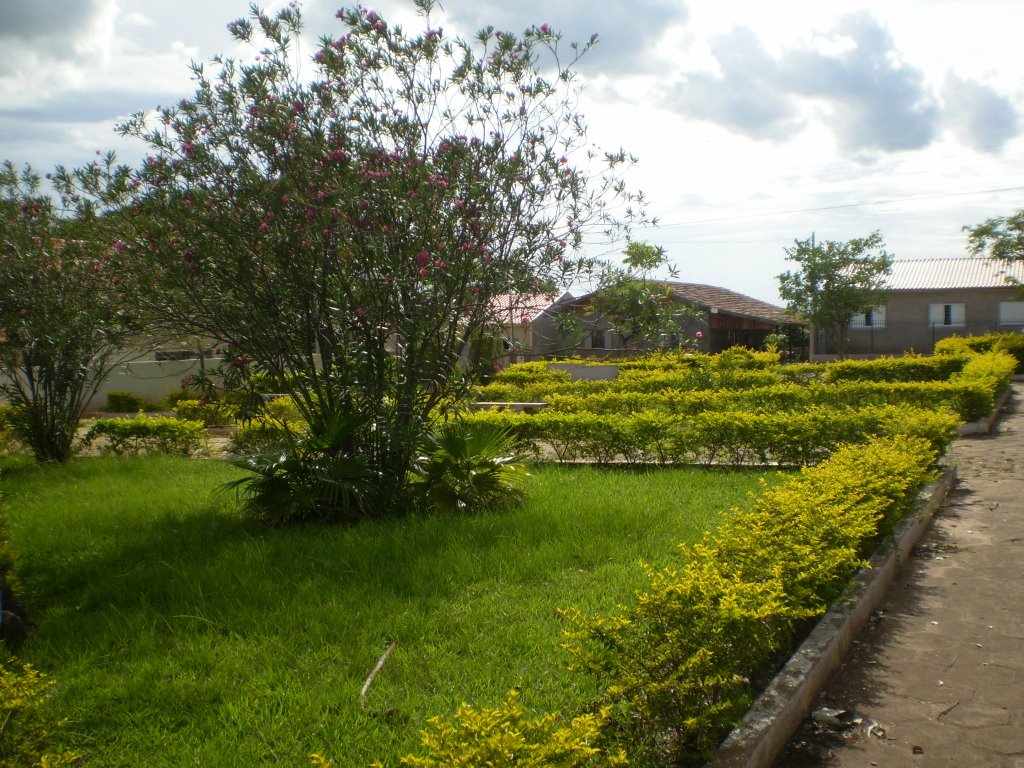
[953,349,1016,400]
[935,331,1024,373]
[104,391,151,412]
[822,354,969,383]
[172,399,238,427]
[410,421,530,514]
[231,417,307,454]
[491,362,571,387]
[162,389,197,409]
[0,658,79,767]
[0,404,27,455]
[82,414,208,456]
[564,437,937,766]
[466,405,959,467]
[223,413,375,524]
[263,395,304,424]
[376,691,627,768]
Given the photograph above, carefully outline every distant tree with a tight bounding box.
[776,232,892,357]
[112,3,646,514]
[0,160,145,462]
[964,209,1024,261]
[584,242,699,351]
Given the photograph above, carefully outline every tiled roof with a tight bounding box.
[489,292,572,324]
[664,282,794,324]
[886,258,1024,291]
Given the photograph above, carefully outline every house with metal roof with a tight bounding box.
[823,257,1024,356]
[537,280,803,357]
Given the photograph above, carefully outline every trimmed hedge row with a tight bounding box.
[545,374,1002,423]
[477,368,784,403]
[172,399,239,427]
[821,354,969,383]
[466,405,958,466]
[935,331,1024,374]
[82,414,208,457]
[563,436,939,766]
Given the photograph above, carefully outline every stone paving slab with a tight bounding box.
[776,387,1024,768]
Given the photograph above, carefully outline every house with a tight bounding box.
[819,258,1024,356]
[541,281,800,357]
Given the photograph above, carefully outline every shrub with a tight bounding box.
[231,417,307,454]
[564,437,937,766]
[104,391,150,413]
[263,395,304,424]
[410,421,530,514]
[491,362,572,387]
[223,413,376,524]
[822,354,969,383]
[935,331,1024,373]
[172,399,238,427]
[0,404,27,455]
[162,389,197,409]
[466,405,959,467]
[953,349,1016,400]
[82,414,208,456]
[380,691,627,768]
[0,658,79,767]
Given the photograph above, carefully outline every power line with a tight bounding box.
[645,185,1024,229]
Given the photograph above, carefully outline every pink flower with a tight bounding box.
[356,307,366,317]
[695,331,704,339]
[417,251,430,265]
[418,268,429,277]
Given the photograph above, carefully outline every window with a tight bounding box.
[999,302,1024,328]
[850,306,886,329]
[928,303,965,327]
[583,329,605,349]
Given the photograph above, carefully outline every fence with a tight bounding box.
[816,321,1024,356]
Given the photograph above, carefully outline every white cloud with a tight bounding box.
[942,75,1021,152]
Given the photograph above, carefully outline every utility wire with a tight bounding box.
[643,185,1024,230]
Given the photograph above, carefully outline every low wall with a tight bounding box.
[86,357,224,410]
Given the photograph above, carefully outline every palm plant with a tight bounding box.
[222,412,376,524]
[410,421,529,514]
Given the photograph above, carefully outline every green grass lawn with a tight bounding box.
[1,456,779,767]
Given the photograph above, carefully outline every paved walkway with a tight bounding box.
[776,386,1024,767]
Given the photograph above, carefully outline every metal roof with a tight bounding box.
[886,258,1024,291]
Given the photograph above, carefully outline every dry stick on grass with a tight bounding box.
[361,639,398,709]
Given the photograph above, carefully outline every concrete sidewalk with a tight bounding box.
[776,386,1024,767]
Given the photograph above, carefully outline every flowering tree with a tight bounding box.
[115,2,646,513]
[0,160,145,462]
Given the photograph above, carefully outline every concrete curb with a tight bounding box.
[705,466,958,768]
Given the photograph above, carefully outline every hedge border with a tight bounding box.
[706,465,957,768]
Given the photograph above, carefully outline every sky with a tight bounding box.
[1,0,1022,304]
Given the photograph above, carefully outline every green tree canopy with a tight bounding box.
[964,209,1024,261]
[583,242,699,351]
[776,232,892,356]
